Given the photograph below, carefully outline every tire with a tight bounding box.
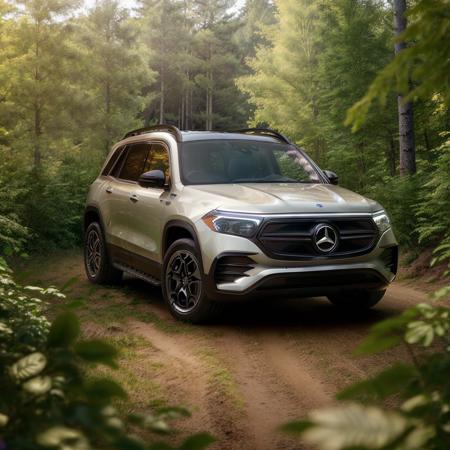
[162,238,221,323]
[327,289,386,310]
[84,222,122,285]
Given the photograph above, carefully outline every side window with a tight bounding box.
[118,143,151,181]
[102,146,125,176]
[110,147,129,178]
[143,143,170,180]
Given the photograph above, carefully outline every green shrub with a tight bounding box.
[23,151,101,252]
[364,174,424,248]
[416,136,450,274]
[0,148,30,256]
[0,260,213,450]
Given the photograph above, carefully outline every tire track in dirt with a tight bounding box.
[214,330,333,450]
[129,320,247,450]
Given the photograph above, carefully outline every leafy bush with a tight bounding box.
[416,136,450,274]
[0,260,213,450]
[0,142,102,254]
[0,148,30,256]
[283,299,450,450]
[0,258,56,353]
[364,174,424,248]
[23,150,101,252]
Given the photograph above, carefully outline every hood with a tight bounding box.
[186,183,381,214]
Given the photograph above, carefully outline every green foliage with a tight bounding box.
[346,0,450,130]
[238,0,324,154]
[416,137,450,273]
[24,152,100,250]
[238,0,396,184]
[363,174,424,248]
[0,257,54,350]
[0,148,30,256]
[284,299,450,450]
[0,261,213,450]
[79,0,154,152]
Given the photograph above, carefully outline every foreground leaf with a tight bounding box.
[179,433,216,450]
[48,312,80,348]
[85,378,127,401]
[337,363,417,400]
[75,339,118,367]
[302,403,407,450]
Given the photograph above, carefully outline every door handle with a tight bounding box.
[129,194,138,203]
[105,186,113,194]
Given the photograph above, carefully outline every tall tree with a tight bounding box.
[140,0,186,125]
[0,0,78,169]
[192,0,238,130]
[346,0,449,150]
[80,0,153,151]
[237,0,323,156]
[317,0,396,187]
[233,0,275,60]
[394,0,416,175]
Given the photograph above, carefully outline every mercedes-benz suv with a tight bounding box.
[84,125,398,323]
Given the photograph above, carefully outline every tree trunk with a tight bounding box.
[159,66,165,123]
[105,79,111,152]
[205,86,209,130]
[33,20,41,169]
[180,94,184,129]
[423,128,431,153]
[209,76,213,130]
[185,81,190,129]
[205,69,213,130]
[34,103,42,168]
[387,133,397,176]
[189,85,193,129]
[394,0,416,175]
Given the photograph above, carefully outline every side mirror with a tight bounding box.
[323,170,338,185]
[138,170,165,188]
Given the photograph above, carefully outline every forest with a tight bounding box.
[0,0,449,262]
[1,0,450,449]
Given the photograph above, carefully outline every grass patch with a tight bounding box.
[197,347,244,411]
[92,333,167,413]
[88,296,194,335]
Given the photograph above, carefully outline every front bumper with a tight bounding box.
[196,219,398,301]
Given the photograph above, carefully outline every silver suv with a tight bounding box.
[84,125,398,322]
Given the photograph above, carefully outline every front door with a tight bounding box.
[127,142,171,264]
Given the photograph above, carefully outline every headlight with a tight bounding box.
[373,210,391,233]
[202,210,262,238]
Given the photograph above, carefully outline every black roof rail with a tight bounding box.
[232,128,292,144]
[122,124,182,141]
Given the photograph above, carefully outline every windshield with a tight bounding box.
[180,140,322,185]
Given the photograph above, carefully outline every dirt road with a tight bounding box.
[21,251,428,450]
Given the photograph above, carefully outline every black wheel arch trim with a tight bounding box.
[162,220,202,258]
[84,205,106,234]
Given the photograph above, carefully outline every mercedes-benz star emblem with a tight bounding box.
[313,224,338,253]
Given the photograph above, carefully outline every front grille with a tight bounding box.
[258,217,378,259]
[215,255,255,284]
